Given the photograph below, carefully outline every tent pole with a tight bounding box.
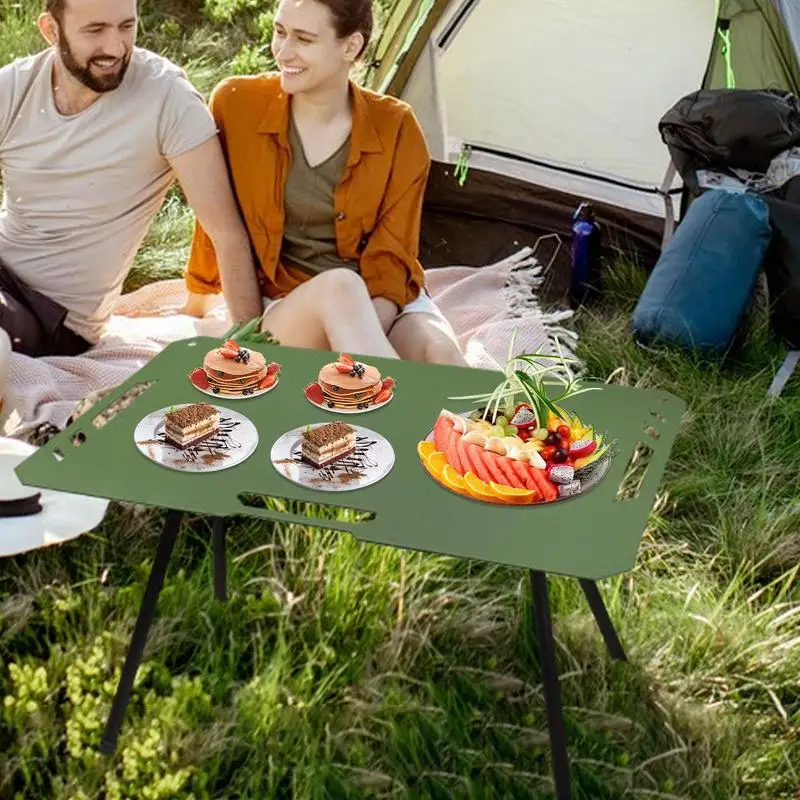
[658,160,679,249]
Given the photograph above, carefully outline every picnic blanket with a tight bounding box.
[1,247,579,441]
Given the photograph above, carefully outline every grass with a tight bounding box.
[2,0,800,797]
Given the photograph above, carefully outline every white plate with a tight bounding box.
[0,437,109,558]
[191,375,279,400]
[305,390,393,414]
[134,404,259,473]
[271,422,395,492]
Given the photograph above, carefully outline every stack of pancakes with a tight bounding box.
[318,360,382,409]
[202,347,267,396]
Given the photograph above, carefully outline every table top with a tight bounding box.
[15,336,685,580]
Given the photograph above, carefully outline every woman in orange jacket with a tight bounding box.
[184,0,466,365]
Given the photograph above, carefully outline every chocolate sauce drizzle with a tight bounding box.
[154,416,243,463]
[291,435,379,483]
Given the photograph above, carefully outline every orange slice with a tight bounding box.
[417,440,436,461]
[463,471,497,502]
[425,451,449,479]
[489,481,536,505]
[441,465,469,495]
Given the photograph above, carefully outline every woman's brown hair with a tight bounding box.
[317,0,373,59]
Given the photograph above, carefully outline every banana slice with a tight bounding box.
[527,450,547,469]
[451,414,468,433]
[506,446,528,461]
[502,435,523,451]
[463,429,487,446]
[484,436,507,456]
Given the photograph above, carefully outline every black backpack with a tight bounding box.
[659,89,800,348]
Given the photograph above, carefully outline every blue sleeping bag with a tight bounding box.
[632,189,772,355]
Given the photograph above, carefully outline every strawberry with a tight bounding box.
[373,388,392,405]
[304,382,324,404]
[189,367,209,390]
[381,377,395,392]
[220,346,238,359]
[224,339,239,350]
[338,353,354,365]
[334,362,352,373]
[259,373,277,391]
[266,361,281,376]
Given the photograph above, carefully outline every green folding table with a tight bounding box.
[15,336,685,800]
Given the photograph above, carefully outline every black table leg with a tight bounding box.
[100,509,183,755]
[212,517,228,602]
[579,579,627,662]
[529,570,573,800]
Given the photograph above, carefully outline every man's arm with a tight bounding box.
[167,137,263,324]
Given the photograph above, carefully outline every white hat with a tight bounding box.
[0,436,109,558]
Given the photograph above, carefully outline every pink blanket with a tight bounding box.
[1,247,577,441]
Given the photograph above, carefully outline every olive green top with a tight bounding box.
[280,116,359,277]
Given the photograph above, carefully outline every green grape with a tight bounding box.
[495,415,508,428]
[489,425,505,438]
[534,428,549,440]
[506,425,518,436]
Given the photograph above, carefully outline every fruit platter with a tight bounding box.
[417,341,614,506]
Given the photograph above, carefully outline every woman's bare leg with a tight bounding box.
[259,269,400,358]
[389,312,468,366]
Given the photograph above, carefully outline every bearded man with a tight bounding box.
[0,0,263,361]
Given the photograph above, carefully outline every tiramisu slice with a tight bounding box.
[301,422,356,468]
[164,403,220,449]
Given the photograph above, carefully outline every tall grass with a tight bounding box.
[2,1,800,797]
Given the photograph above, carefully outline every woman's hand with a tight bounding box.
[182,292,218,318]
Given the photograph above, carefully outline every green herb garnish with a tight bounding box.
[447,327,601,427]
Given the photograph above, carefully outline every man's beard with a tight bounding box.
[57,29,131,93]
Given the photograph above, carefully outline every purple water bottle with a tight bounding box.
[570,202,602,308]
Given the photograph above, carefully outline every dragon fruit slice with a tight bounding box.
[569,439,598,459]
[510,403,537,429]
[548,464,575,485]
[558,480,582,499]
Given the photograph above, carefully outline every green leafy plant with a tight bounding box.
[448,328,601,428]
[224,316,280,345]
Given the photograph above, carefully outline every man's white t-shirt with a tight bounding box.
[0,46,218,343]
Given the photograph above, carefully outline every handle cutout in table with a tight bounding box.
[90,380,156,429]
[238,492,376,524]
[643,423,660,440]
[615,441,653,502]
[71,431,87,447]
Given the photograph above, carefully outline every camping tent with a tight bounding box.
[365,0,800,295]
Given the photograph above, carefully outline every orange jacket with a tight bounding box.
[184,73,430,309]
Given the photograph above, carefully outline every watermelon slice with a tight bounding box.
[462,440,495,485]
[524,465,558,502]
[510,459,539,493]
[494,455,527,489]
[445,426,468,475]
[480,448,512,485]
[433,415,453,453]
